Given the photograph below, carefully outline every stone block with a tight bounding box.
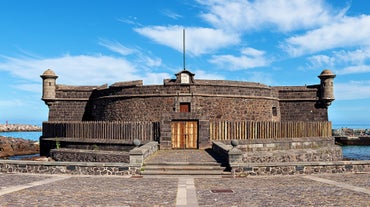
[228,147,243,166]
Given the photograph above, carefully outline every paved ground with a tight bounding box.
[0,172,369,206]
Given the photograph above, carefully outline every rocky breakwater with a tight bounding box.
[0,124,41,132]
[0,136,39,158]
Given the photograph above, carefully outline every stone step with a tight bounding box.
[144,161,221,166]
[141,161,229,176]
[143,165,225,171]
[141,169,230,176]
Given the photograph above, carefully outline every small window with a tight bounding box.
[180,103,191,113]
[272,107,277,116]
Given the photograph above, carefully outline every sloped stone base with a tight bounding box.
[51,148,129,163]
[242,146,342,163]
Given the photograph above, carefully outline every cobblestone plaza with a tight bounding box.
[0,173,369,206]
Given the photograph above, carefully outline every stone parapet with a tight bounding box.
[129,141,159,167]
[212,141,242,168]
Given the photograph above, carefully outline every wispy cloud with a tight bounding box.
[335,65,370,75]
[197,0,343,32]
[161,9,182,19]
[99,39,135,56]
[192,69,224,80]
[118,16,141,26]
[134,25,239,56]
[13,83,41,94]
[99,39,162,68]
[209,47,269,70]
[0,99,24,107]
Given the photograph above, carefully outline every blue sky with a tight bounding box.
[0,0,369,128]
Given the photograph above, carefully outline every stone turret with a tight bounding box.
[41,69,58,103]
[318,69,336,107]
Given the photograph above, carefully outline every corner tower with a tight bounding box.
[318,69,336,107]
[41,69,58,104]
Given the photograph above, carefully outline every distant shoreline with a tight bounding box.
[0,124,42,132]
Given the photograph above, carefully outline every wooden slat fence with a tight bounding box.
[42,121,160,141]
[210,121,332,140]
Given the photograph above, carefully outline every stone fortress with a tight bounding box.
[40,68,342,165]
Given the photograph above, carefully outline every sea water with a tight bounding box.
[341,145,370,160]
[1,131,369,160]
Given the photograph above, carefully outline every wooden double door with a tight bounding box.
[171,121,198,149]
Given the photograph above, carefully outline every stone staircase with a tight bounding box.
[141,161,229,176]
[141,149,230,176]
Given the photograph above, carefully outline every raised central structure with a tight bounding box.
[40,69,340,164]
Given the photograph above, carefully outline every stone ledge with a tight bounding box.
[0,160,137,176]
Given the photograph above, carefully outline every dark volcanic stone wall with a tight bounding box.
[47,86,97,121]
[89,81,280,122]
[279,102,328,122]
[276,86,328,122]
[94,97,175,122]
[48,101,89,121]
[46,80,326,123]
[195,97,279,121]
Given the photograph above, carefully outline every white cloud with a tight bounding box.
[0,54,171,91]
[332,49,370,65]
[197,0,343,32]
[335,81,370,100]
[134,25,239,56]
[308,48,370,74]
[209,47,268,70]
[308,55,335,68]
[284,15,370,56]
